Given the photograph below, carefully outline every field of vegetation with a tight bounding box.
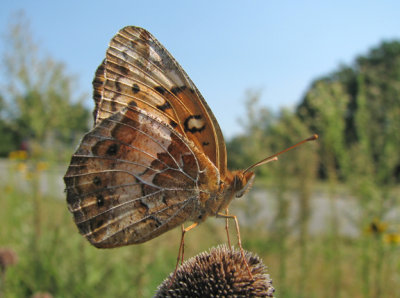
[1,14,400,298]
[1,160,399,297]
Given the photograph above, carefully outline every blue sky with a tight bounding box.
[1,1,400,138]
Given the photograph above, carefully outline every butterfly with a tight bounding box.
[64,26,317,273]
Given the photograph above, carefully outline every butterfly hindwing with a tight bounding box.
[93,26,227,177]
[64,106,219,247]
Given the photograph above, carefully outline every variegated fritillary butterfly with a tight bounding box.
[64,26,317,275]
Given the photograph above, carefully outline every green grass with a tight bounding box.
[1,162,399,297]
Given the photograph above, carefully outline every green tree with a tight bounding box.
[0,12,90,160]
[298,80,350,180]
[355,42,400,184]
[297,40,400,184]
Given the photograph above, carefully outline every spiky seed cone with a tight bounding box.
[155,245,275,297]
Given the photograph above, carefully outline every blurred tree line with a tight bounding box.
[0,14,89,161]
[228,40,400,186]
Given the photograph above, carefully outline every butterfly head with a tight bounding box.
[216,170,255,213]
[232,171,255,198]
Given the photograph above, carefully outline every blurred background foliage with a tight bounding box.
[0,14,90,161]
[1,15,400,298]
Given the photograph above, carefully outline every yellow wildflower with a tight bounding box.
[16,162,28,173]
[384,233,400,245]
[366,218,388,235]
[8,150,28,160]
[36,161,49,172]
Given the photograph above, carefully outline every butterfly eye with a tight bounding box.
[197,212,207,221]
[235,173,255,198]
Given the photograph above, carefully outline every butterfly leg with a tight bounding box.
[225,208,232,249]
[217,212,253,279]
[170,222,198,285]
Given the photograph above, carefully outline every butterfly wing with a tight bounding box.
[92,60,106,122]
[64,106,219,247]
[93,26,227,177]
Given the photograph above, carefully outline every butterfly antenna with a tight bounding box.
[243,134,318,174]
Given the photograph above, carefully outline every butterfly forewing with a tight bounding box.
[64,106,220,247]
[92,60,106,123]
[93,26,227,177]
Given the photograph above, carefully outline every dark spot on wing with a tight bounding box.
[202,141,210,146]
[93,176,102,186]
[117,64,129,75]
[132,83,140,94]
[106,143,119,156]
[115,81,122,92]
[171,86,187,95]
[157,101,171,112]
[169,120,178,128]
[96,194,105,207]
[154,86,167,95]
[128,100,137,107]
